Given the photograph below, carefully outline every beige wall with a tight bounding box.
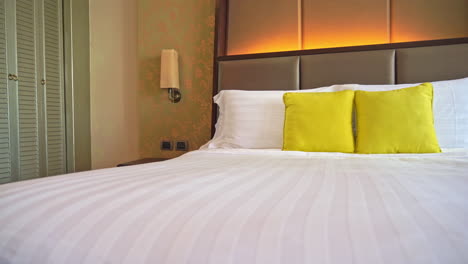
[89,0,140,169]
[138,0,215,159]
[87,0,214,167]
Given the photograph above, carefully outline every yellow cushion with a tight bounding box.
[282,90,355,153]
[355,83,441,154]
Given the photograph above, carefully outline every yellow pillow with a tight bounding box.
[355,83,441,154]
[283,90,355,153]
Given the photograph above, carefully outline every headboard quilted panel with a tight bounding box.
[301,49,396,88]
[218,56,300,91]
[217,41,468,93]
[213,39,468,134]
[396,43,468,83]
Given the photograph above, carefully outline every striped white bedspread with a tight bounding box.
[1,149,468,264]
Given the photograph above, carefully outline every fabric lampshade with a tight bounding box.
[160,49,180,89]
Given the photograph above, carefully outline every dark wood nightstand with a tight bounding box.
[117,158,169,167]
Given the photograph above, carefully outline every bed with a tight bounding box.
[1,39,468,263]
[0,148,468,263]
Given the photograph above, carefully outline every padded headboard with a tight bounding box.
[219,56,300,91]
[212,38,468,135]
[217,41,468,92]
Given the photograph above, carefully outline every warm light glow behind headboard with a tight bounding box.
[303,29,390,50]
[227,35,392,56]
[228,36,300,56]
[225,0,468,56]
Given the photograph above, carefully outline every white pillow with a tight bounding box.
[202,85,357,149]
[355,77,468,148]
[202,77,468,150]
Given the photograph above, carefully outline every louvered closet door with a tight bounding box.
[0,0,12,183]
[0,0,66,184]
[42,0,66,176]
[16,0,41,180]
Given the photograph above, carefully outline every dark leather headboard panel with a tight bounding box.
[301,49,396,88]
[396,43,468,83]
[216,41,468,93]
[218,56,299,91]
[212,39,468,135]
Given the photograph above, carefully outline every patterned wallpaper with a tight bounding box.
[138,0,215,158]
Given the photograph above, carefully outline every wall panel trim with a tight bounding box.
[298,0,303,49]
[388,0,392,42]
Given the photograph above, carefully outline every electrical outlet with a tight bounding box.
[160,140,173,151]
[175,141,188,151]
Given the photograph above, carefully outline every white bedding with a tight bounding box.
[1,149,468,264]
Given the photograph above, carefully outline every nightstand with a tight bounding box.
[117,158,169,167]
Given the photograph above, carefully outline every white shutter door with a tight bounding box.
[16,0,40,180]
[43,0,66,175]
[0,0,12,183]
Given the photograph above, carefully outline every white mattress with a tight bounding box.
[1,149,468,264]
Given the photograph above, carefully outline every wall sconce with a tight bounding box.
[160,49,181,103]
